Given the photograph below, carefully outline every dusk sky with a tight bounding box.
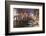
[16,8,34,13]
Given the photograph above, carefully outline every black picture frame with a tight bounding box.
[5,1,45,35]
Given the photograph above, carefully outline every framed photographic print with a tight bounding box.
[5,1,45,35]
